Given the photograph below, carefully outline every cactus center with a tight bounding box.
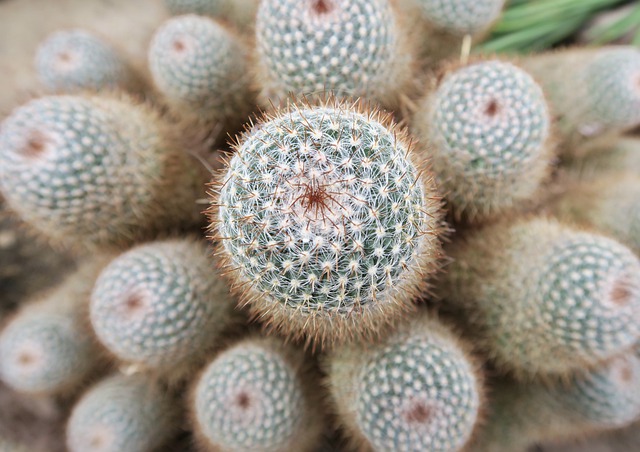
[16,350,36,368]
[172,39,186,53]
[610,277,633,307]
[21,130,51,159]
[402,399,435,425]
[311,0,333,14]
[235,391,252,410]
[87,427,112,451]
[119,291,150,321]
[54,50,78,71]
[483,99,500,117]
[612,358,635,385]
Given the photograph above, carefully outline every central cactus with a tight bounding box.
[209,101,443,346]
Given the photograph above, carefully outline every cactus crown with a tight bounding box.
[0,95,202,250]
[414,0,505,34]
[193,338,320,451]
[149,14,248,120]
[328,314,481,452]
[414,60,550,218]
[35,29,135,92]
[255,0,411,106]
[210,100,442,345]
[90,239,233,372]
[66,374,177,452]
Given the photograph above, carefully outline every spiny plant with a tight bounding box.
[148,14,252,132]
[254,0,414,108]
[0,94,206,252]
[474,351,640,452]
[326,311,482,452]
[441,218,640,378]
[208,99,443,347]
[35,29,141,92]
[412,59,551,220]
[90,239,236,378]
[163,0,259,29]
[0,262,105,395]
[192,337,323,452]
[520,46,640,152]
[553,174,640,254]
[66,374,178,452]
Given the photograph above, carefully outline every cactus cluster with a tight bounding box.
[3,1,640,451]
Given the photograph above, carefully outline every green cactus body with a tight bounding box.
[209,101,443,346]
[66,374,178,452]
[148,15,252,129]
[0,95,206,251]
[90,239,235,377]
[554,175,640,255]
[192,338,323,452]
[164,0,259,29]
[0,263,105,395]
[521,47,640,151]
[326,312,481,452]
[35,29,140,92]
[254,0,413,108]
[442,218,640,377]
[412,60,551,220]
[475,352,640,451]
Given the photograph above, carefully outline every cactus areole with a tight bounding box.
[209,101,442,345]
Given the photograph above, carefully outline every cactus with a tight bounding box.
[412,60,551,220]
[0,95,206,251]
[192,337,323,452]
[35,29,141,92]
[66,374,178,452]
[164,0,259,29]
[441,218,640,377]
[475,351,640,451]
[553,175,640,255]
[326,312,482,452]
[148,15,252,131]
[520,47,640,151]
[90,239,235,377]
[209,100,443,346]
[254,0,414,107]
[0,263,105,395]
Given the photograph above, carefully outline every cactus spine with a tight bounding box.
[209,100,443,346]
[326,312,482,452]
[192,337,323,451]
[0,95,206,251]
[441,218,640,377]
[412,60,551,220]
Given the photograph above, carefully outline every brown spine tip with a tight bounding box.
[312,0,333,15]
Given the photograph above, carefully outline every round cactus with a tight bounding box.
[35,29,140,92]
[441,218,640,377]
[209,101,443,346]
[553,175,640,255]
[0,95,206,251]
[148,15,251,130]
[411,0,505,35]
[326,312,481,452]
[0,263,105,395]
[521,46,640,150]
[164,0,259,29]
[90,239,235,377]
[66,374,178,452]
[412,60,551,220]
[254,0,414,107]
[475,351,640,452]
[192,338,323,451]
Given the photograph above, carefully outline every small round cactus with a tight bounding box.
[148,15,252,130]
[192,338,323,451]
[412,60,551,220]
[254,0,414,107]
[475,351,640,451]
[441,218,640,377]
[326,312,482,452]
[0,95,206,251]
[521,46,640,150]
[0,263,105,395]
[164,0,259,29]
[553,175,640,254]
[90,239,235,377]
[209,100,443,346]
[35,29,140,92]
[66,374,178,452]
